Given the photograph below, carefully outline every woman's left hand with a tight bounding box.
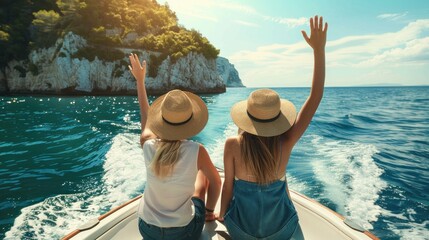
[128,53,146,83]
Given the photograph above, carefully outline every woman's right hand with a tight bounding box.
[301,15,328,51]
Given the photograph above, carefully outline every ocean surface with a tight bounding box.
[0,86,428,240]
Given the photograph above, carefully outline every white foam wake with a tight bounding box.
[310,135,387,230]
[4,133,145,239]
[286,175,308,194]
[102,133,145,207]
[388,219,429,240]
[206,123,238,167]
[382,199,429,239]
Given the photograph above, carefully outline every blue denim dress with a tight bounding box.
[224,178,299,240]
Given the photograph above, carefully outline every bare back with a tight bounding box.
[225,133,294,183]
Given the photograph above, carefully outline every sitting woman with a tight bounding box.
[218,15,328,240]
[129,53,221,240]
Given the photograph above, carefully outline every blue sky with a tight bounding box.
[158,0,429,87]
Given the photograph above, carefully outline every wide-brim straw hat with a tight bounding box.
[230,89,297,137]
[147,90,208,140]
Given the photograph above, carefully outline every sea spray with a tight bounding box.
[311,135,387,230]
[5,133,144,239]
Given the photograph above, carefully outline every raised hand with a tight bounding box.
[284,15,327,146]
[128,53,146,83]
[301,15,328,51]
[128,53,151,141]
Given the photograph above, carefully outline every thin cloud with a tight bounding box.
[229,19,429,86]
[234,20,259,28]
[267,17,308,27]
[332,19,429,66]
[359,37,429,67]
[377,12,408,21]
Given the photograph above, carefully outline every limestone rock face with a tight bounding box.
[147,52,225,94]
[216,57,244,87]
[3,32,226,95]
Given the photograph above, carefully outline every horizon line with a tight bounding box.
[237,84,429,89]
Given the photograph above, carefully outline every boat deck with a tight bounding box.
[106,213,231,240]
[63,173,378,240]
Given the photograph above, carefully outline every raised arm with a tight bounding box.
[285,15,328,145]
[128,53,155,144]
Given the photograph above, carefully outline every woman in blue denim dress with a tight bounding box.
[129,54,221,240]
[218,15,328,240]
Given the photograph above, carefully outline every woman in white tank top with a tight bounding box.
[129,53,221,240]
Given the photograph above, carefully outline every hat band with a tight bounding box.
[162,113,193,126]
[247,111,281,123]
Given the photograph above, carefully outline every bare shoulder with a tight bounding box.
[224,136,241,158]
[198,143,208,152]
[140,129,156,146]
[225,136,240,148]
[226,135,240,143]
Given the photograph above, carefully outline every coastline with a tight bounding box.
[0,86,229,97]
[3,85,427,97]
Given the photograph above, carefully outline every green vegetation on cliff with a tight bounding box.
[0,0,219,80]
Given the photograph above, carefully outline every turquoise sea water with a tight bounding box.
[1,86,428,239]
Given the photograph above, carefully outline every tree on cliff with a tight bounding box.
[0,0,219,92]
[0,0,58,91]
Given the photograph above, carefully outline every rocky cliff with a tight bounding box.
[216,57,244,87]
[1,32,229,95]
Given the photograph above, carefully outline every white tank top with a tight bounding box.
[137,139,199,227]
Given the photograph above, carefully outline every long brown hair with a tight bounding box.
[240,131,281,184]
[151,140,181,178]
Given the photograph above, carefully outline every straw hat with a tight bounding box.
[147,90,208,140]
[230,89,297,137]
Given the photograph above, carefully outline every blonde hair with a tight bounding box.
[240,131,280,184]
[151,140,182,178]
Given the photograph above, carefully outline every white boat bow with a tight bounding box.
[63,171,378,240]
